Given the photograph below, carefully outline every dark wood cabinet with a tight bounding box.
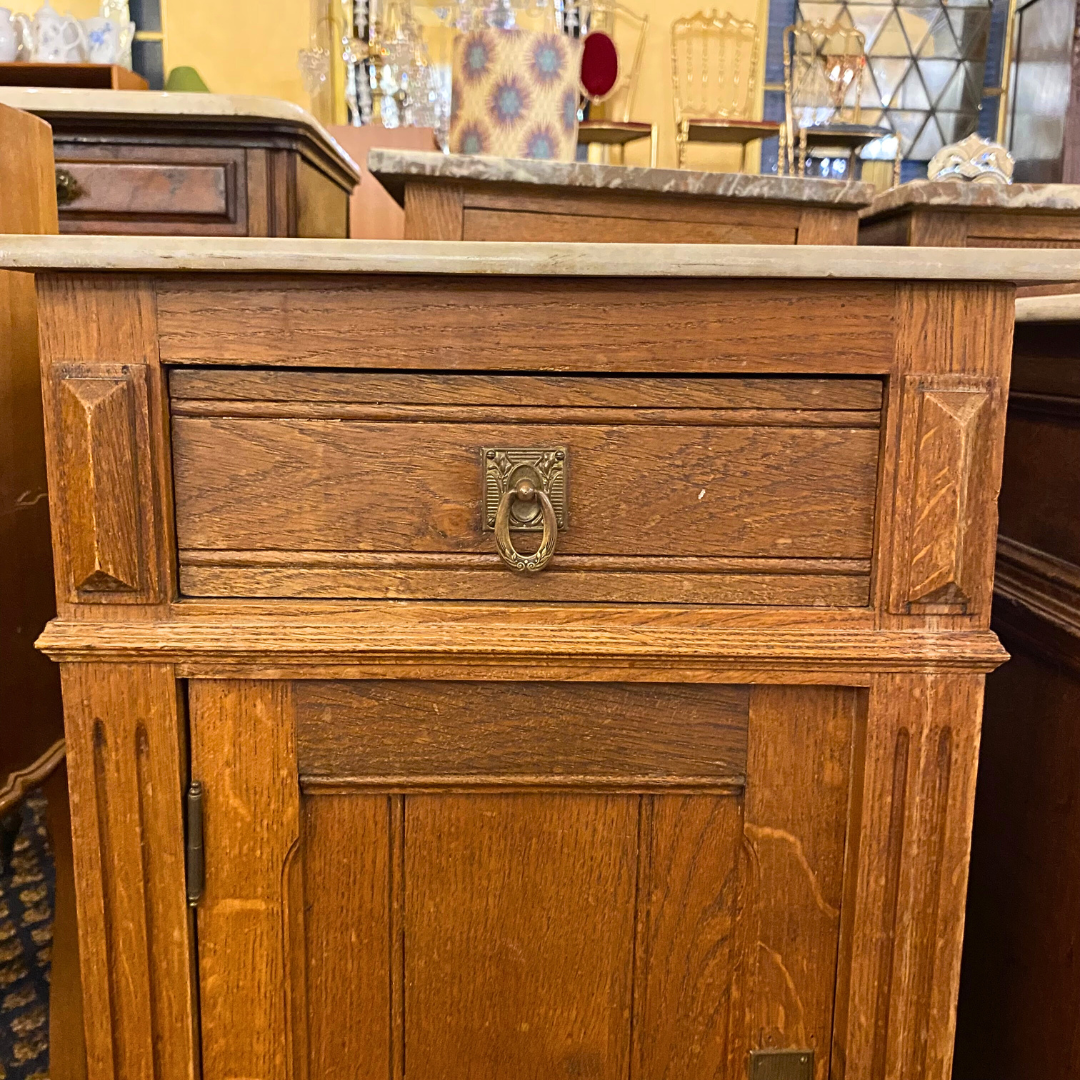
[952,302,1080,1080]
[0,89,360,237]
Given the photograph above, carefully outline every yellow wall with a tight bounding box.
[34,0,313,106]
[627,0,771,170]
[163,0,312,105]
[35,0,773,171]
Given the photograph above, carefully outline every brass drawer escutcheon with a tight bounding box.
[483,447,566,573]
[55,167,84,206]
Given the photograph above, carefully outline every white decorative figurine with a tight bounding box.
[928,133,1015,185]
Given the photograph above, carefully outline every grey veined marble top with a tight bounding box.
[863,180,1080,218]
[369,150,877,208]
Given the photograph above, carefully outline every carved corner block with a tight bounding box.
[888,375,1002,617]
[50,363,160,605]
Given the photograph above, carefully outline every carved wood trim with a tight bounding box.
[48,363,160,604]
[889,375,1001,617]
[993,536,1080,672]
[836,673,983,1080]
[36,620,1010,675]
[60,663,196,1080]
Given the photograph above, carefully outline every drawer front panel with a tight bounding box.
[59,162,229,216]
[171,371,882,604]
[54,145,246,234]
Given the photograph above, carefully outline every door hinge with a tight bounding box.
[185,781,204,907]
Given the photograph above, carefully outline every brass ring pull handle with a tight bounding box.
[494,478,559,573]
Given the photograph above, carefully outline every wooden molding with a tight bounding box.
[0,738,65,816]
[890,376,1000,616]
[47,363,159,605]
[994,536,1080,671]
[35,619,1009,675]
[60,663,196,1080]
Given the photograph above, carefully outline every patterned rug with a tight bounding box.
[0,791,53,1080]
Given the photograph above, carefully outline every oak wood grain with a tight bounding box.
[189,679,299,1080]
[631,795,744,1079]
[732,686,858,1078]
[403,792,638,1080]
[154,277,898,374]
[834,673,983,1080]
[171,416,879,586]
[169,369,885,410]
[889,377,1001,615]
[31,263,1015,1080]
[295,680,749,786]
[877,282,1014,629]
[58,371,144,594]
[302,794,391,1080]
[36,276,172,616]
[403,179,464,240]
[401,174,860,246]
[796,207,859,245]
[60,663,196,1080]
[462,207,799,244]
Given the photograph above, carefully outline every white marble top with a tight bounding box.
[0,88,360,180]
[369,149,876,208]
[3,235,1080,280]
[863,180,1080,218]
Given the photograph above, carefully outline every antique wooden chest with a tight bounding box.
[5,236,1074,1080]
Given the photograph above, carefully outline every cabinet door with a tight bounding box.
[189,680,858,1080]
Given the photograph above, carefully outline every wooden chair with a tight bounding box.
[576,0,658,167]
[0,101,86,1080]
[670,9,779,171]
[782,19,895,181]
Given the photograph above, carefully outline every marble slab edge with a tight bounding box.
[368,149,876,208]
[3,235,1080,281]
[863,179,1080,218]
[1016,292,1080,322]
[0,87,361,181]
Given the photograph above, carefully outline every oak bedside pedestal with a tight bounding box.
[369,150,875,244]
[5,236,1075,1080]
[858,181,1080,248]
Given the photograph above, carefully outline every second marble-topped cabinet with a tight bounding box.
[859,181,1080,247]
[370,150,875,244]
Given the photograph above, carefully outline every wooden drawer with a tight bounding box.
[170,369,883,604]
[55,146,246,235]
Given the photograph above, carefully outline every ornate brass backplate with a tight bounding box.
[748,1049,814,1080]
[482,447,567,532]
[55,167,84,206]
